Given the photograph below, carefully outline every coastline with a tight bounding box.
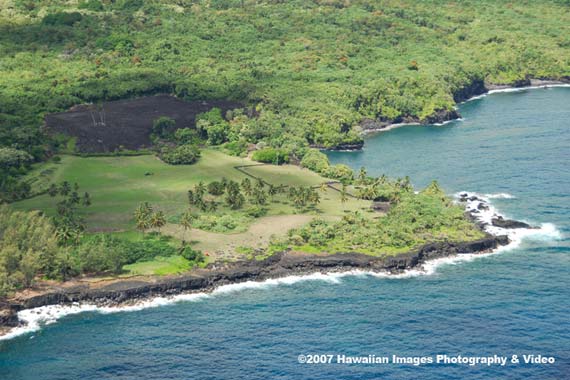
[1,188,562,341]
[332,78,570,148]
[0,234,509,339]
[1,82,566,341]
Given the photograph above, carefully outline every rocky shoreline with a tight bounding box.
[0,234,509,333]
[329,77,570,150]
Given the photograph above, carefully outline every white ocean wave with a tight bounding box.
[483,193,516,199]
[487,84,570,95]
[432,118,464,126]
[462,83,570,103]
[1,191,562,342]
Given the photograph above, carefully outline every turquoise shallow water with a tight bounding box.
[1,87,569,379]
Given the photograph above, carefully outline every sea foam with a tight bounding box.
[1,192,561,342]
[461,83,570,103]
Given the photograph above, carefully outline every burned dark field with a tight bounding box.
[44,95,242,153]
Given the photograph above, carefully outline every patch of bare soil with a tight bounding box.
[45,95,243,153]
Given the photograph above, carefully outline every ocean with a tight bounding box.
[1,86,569,379]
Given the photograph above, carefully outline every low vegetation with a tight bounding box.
[1,0,570,198]
[2,1,552,296]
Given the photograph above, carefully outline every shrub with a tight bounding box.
[152,116,176,139]
[224,140,248,156]
[300,149,330,173]
[207,181,225,195]
[42,12,83,26]
[180,246,205,263]
[252,148,290,165]
[174,128,200,145]
[196,108,225,125]
[245,205,268,218]
[159,144,201,165]
[79,0,104,11]
[325,164,354,182]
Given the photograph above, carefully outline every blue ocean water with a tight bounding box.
[1,87,569,379]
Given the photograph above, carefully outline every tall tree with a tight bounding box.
[150,211,166,233]
[134,202,153,234]
[180,210,194,241]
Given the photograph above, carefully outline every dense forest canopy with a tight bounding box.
[0,0,569,195]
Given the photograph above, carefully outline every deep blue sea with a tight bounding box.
[1,87,569,380]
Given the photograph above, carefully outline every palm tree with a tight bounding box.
[48,183,59,197]
[70,191,81,205]
[308,188,320,205]
[180,210,194,241]
[150,211,166,233]
[82,192,91,207]
[358,167,367,183]
[252,188,267,205]
[340,184,348,205]
[267,184,278,201]
[60,181,71,196]
[134,202,153,234]
[241,178,252,196]
[195,182,206,198]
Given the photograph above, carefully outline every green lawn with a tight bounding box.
[14,150,252,230]
[15,150,370,230]
[123,255,193,276]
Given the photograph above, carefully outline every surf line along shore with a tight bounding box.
[354,79,570,139]
[0,233,509,336]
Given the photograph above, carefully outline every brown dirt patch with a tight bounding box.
[45,95,243,153]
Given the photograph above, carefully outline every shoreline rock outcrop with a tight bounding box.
[0,235,509,330]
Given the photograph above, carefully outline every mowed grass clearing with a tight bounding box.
[13,150,372,254]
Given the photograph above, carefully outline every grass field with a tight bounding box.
[13,149,372,266]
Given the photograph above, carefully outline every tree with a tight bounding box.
[48,183,59,197]
[150,211,166,233]
[69,191,81,205]
[225,181,245,209]
[358,167,367,184]
[340,184,348,205]
[252,188,267,205]
[152,116,176,138]
[60,181,71,196]
[308,188,320,205]
[82,192,91,207]
[134,202,153,234]
[268,184,278,201]
[241,178,252,196]
[180,210,194,241]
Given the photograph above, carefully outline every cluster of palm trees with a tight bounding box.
[288,186,320,208]
[48,181,91,243]
[134,202,166,234]
[353,169,413,202]
[186,177,284,211]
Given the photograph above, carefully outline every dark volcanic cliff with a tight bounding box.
[1,235,508,329]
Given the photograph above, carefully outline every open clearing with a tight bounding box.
[14,150,372,255]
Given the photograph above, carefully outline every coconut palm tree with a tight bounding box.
[241,178,252,196]
[150,211,166,233]
[180,210,194,241]
[358,167,367,184]
[48,183,59,197]
[134,202,153,234]
[340,184,348,204]
[60,181,71,196]
[82,192,91,207]
[268,184,278,201]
